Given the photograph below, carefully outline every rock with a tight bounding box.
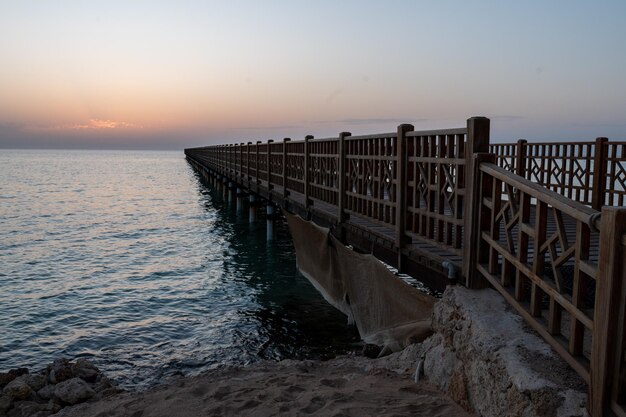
[44,399,61,414]
[0,374,16,389]
[0,394,12,414]
[35,385,55,401]
[93,387,123,401]
[7,370,28,378]
[3,377,33,401]
[30,412,52,417]
[47,360,73,384]
[93,375,113,393]
[362,344,382,359]
[54,378,94,405]
[71,359,99,382]
[6,401,46,417]
[416,286,589,417]
[22,375,46,393]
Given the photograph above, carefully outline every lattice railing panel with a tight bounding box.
[405,131,466,254]
[604,142,626,206]
[345,133,397,226]
[235,144,242,178]
[490,143,517,173]
[257,143,268,182]
[476,162,600,380]
[523,142,596,205]
[269,142,284,187]
[285,141,305,194]
[308,138,339,205]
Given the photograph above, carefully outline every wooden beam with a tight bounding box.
[463,116,491,287]
[590,207,626,417]
[515,139,527,178]
[337,132,351,223]
[304,135,312,210]
[591,137,608,211]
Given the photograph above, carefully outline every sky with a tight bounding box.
[1,1,625,150]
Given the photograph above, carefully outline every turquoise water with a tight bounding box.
[0,150,359,388]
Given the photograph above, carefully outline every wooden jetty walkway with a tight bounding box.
[185,117,626,417]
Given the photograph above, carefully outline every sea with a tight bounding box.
[0,149,359,388]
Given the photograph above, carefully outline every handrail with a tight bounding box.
[185,118,489,263]
[473,158,601,385]
[480,163,597,223]
[406,127,466,137]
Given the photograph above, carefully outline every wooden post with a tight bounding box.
[283,138,290,199]
[466,153,496,288]
[267,140,274,191]
[247,142,252,182]
[255,141,261,184]
[592,137,608,211]
[337,132,351,223]
[231,144,234,177]
[240,142,244,179]
[463,117,491,287]
[235,143,240,178]
[395,124,414,272]
[304,135,313,209]
[516,139,527,178]
[590,207,626,417]
[227,144,231,177]
[234,143,238,178]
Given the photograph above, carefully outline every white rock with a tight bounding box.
[418,286,589,417]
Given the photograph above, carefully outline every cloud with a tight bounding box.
[17,119,144,132]
[66,119,143,130]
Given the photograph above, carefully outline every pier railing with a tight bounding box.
[186,118,490,267]
[491,138,626,209]
[186,118,626,416]
[471,158,600,379]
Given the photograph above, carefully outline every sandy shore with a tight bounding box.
[56,350,472,417]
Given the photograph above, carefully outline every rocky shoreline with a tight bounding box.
[1,351,471,417]
[2,286,593,417]
[0,359,123,417]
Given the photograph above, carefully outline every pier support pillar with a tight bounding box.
[222,178,228,199]
[266,204,275,241]
[249,195,257,223]
[236,188,244,213]
[228,182,235,204]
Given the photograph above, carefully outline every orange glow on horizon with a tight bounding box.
[25,119,144,132]
[68,119,143,130]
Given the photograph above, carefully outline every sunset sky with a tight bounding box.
[1,1,625,150]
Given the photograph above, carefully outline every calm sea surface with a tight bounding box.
[0,150,359,387]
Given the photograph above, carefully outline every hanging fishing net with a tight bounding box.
[285,211,435,352]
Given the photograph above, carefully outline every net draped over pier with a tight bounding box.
[285,211,435,351]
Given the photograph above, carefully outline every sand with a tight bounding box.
[56,352,472,417]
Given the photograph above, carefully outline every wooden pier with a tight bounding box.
[185,117,626,417]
